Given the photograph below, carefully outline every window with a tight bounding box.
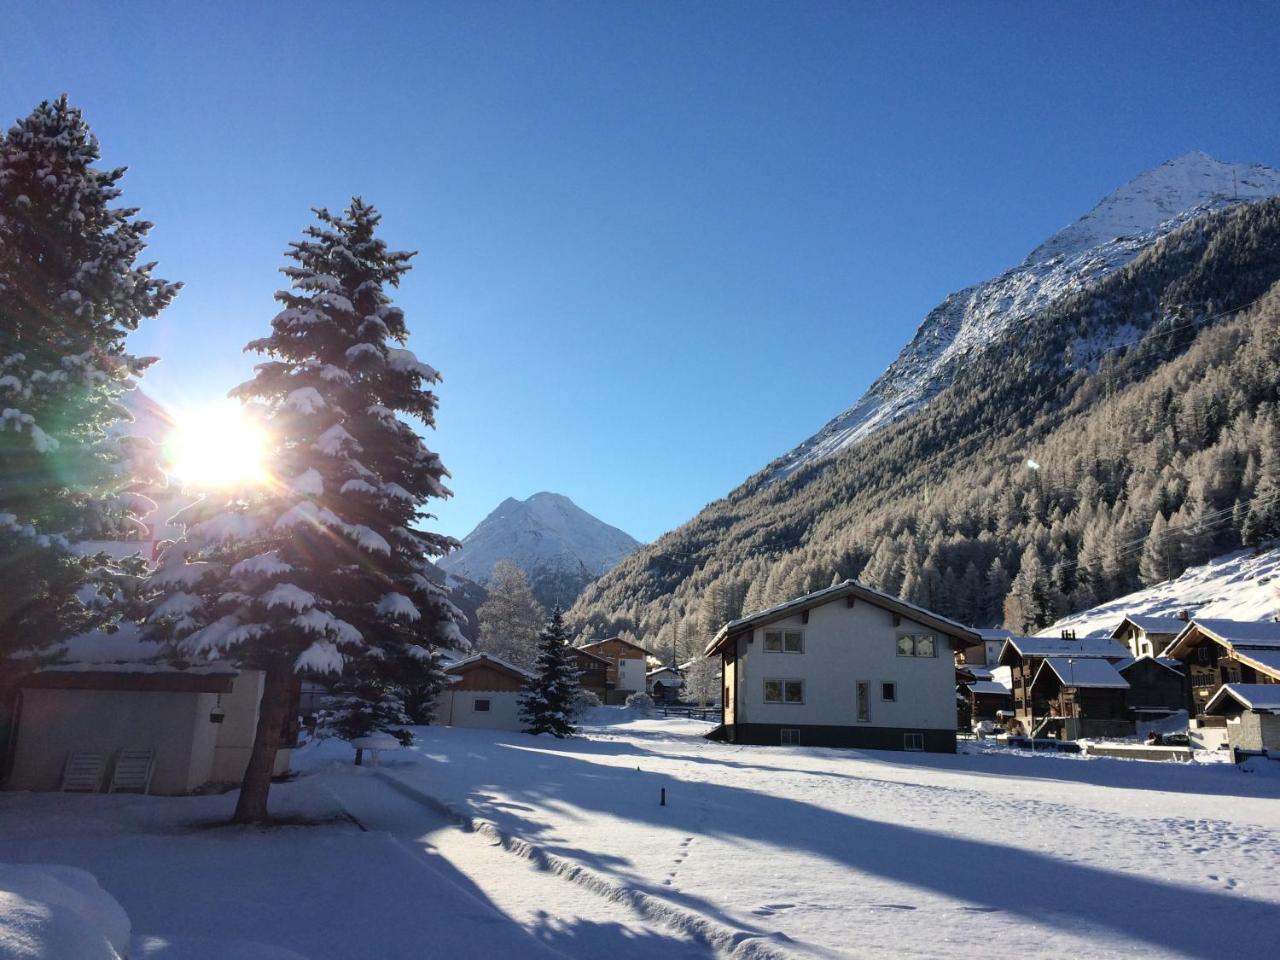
[764,679,804,703]
[1196,645,1213,664]
[904,732,924,751]
[881,682,896,702]
[474,699,491,712]
[780,728,801,746]
[764,630,803,653]
[897,634,936,658]
[856,681,870,722]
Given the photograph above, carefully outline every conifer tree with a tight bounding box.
[476,559,544,668]
[143,200,459,822]
[519,607,581,737]
[0,97,178,660]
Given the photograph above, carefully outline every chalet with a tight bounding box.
[1204,684,1280,758]
[1027,657,1131,740]
[3,627,296,796]
[646,665,683,702]
[1160,619,1280,736]
[705,580,979,752]
[567,647,612,702]
[1110,614,1187,659]
[433,654,534,731]
[1115,655,1187,721]
[997,635,1129,737]
[577,637,655,704]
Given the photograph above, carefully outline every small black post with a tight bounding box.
[660,787,666,806]
[355,747,364,767]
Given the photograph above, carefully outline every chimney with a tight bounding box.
[1177,610,1189,622]
[1060,629,1076,640]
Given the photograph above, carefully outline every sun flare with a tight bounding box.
[167,403,271,489]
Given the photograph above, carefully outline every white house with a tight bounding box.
[432,654,533,731]
[705,580,979,752]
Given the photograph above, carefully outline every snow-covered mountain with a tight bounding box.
[1044,547,1280,640]
[768,152,1280,479]
[439,493,642,609]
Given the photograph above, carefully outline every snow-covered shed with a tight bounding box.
[3,626,294,796]
[433,654,532,731]
[646,665,683,702]
[1204,684,1280,757]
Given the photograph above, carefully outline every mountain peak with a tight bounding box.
[439,493,642,609]
[767,152,1280,480]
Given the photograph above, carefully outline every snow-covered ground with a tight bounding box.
[4,712,1279,959]
[1046,546,1280,639]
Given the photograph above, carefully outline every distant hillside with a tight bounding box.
[570,192,1280,660]
[439,492,642,610]
[1044,546,1280,639]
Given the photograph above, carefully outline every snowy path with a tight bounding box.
[317,768,714,959]
[304,712,1280,960]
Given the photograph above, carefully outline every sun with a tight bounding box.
[167,402,272,490]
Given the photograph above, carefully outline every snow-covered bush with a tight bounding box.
[624,691,655,712]
[570,688,601,718]
[0,863,130,960]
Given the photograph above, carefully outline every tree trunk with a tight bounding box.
[232,662,292,824]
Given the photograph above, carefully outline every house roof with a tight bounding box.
[997,636,1129,665]
[647,666,681,678]
[1205,683,1280,715]
[1234,647,1280,681]
[568,647,613,666]
[1115,655,1185,676]
[442,653,534,681]
[1163,618,1280,660]
[974,628,1015,642]
[1034,657,1130,690]
[1110,615,1187,638]
[580,636,657,658]
[704,580,979,657]
[966,680,1012,697]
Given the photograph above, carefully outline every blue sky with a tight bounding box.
[4,1,1279,542]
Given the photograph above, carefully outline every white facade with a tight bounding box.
[433,689,524,731]
[616,656,646,693]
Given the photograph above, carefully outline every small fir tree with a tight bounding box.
[0,96,178,661]
[519,607,581,737]
[143,200,459,822]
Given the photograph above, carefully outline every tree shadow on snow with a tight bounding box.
[464,741,1278,960]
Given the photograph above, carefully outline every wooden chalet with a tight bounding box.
[577,637,656,704]
[1160,620,1280,743]
[567,647,613,702]
[433,654,534,730]
[1116,655,1187,721]
[1028,657,1132,739]
[997,634,1129,737]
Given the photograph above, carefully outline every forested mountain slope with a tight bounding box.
[569,199,1280,657]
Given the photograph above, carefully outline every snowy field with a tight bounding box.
[4,711,1279,959]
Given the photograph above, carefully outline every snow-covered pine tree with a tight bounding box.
[143,200,460,822]
[0,96,178,661]
[519,606,581,737]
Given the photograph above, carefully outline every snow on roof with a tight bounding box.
[1115,655,1184,676]
[580,636,658,657]
[1114,615,1188,636]
[1000,636,1128,662]
[706,579,979,655]
[1192,619,1280,649]
[1233,648,1280,681]
[1205,683,1280,714]
[647,666,681,678]
[974,628,1014,641]
[1036,657,1130,689]
[964,665,995,680]
[966,680,1012,696]
[442,652,534,679]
